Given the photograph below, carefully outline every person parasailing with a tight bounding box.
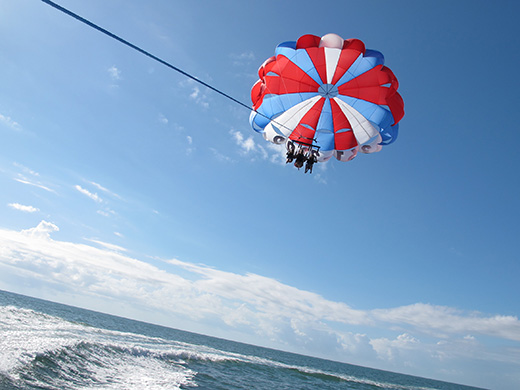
[286,140,296,163]
[305,149,319,173]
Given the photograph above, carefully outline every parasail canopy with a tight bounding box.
[249,33,404,163]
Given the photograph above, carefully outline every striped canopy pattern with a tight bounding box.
[250,34,404,162]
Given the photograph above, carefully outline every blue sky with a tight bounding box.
[1,0,519,388]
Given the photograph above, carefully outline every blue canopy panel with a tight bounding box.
[275,41,297,51]
[249,110,265,132]
[364,49,385,66]
[380,123,399,145]
[315,129,335,151]
[250,92,318,132]
[316,98,333,132]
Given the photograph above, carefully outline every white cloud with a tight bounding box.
[166,258,370,328]
[265,142,286,164]
[189,87,200,100]
[231,130,256,153]
[13,163,39,177]
[2,222,519,344]
[188,86,209,108]
[370,333,419,361]
[158,114,169,124]
[181,80,210,108]
[85,238,127,253]
[8,203,39,213]
[75,185,102,203]
[11,163,56,193]
[371,303,520,341]
[210,148,234,163]
[186,136,194,155]
[229,130,286,164]
[108,65,121,80]
[14,178,55,193]
[96,208,116,217]
[0,113,22,131]
[172,122,185,132]
[20,221,59,239]
[89,181,109,193]
[88,181,121,200]
[230,51,255,66]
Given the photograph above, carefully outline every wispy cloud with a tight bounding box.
[14,178,55,193]
[230,130,284,164]
[84,238,127,253]
[185,136,194,155]
[13,163,38,176]
[75,185,102,203]
[8,203,39,213]
[96,208,116,217]
[230,51,255,66]
[88,181,122,200]
[0,113,22,131]
[74,181,121,217]
[369,333,420,361]
[171,122,185,132]
[11,163,56,193]
[158,114,169,124]
[189,86,209,108]
[180,80,209,108]
[372,303,520,341]
[210,147,234,163]
[231,130,256,154]
[108,65,121,81]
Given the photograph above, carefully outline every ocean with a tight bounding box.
[0,290,485,390]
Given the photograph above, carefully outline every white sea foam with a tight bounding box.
[0,305,82,372]
[0,305,196,389]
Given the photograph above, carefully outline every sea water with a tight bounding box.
[0,290,485,390]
